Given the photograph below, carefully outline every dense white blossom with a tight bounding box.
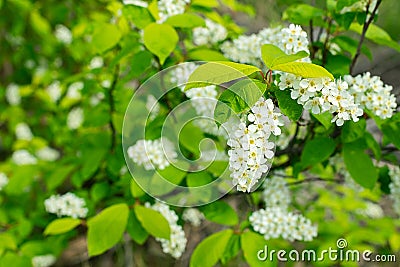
[46,81,62,102]
[262,176,291,210]
[6,83,21,106]
[127,138,177,170]
[66,82,84,99]
[12,149,37,165]
[145,202,187,258]
[250,207,318,241]
[15,122,33,141]
[89,92,105,106]
[389,165,400,216]
[0,173,9,191]
[227,97,283,192]
[122,0,148,7]
[89,56,104,69]
[44,192,88,218]
[221,24,310,67]
[344,72,397,120]
[67,107,84,130]
[32,254,57,267]
[193,19,227,46]
[182,208,205,227]
[157,0,190,23]
[55,24,72,44]
[36,147,60,162]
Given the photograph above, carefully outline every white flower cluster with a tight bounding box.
[182,208,205,227]
[0,173,9,191]
[389,166,400,216]
[249,207,318,241]
[67,107,84,130]
[12,149,37,165]
[15,122,33,141]
[221,24,310,67]
[145,202,187,258]
[44,192,88,218]
[279,74,363,126]
[90,92,105,106]
[262,176,291,210]
[89,56,104,69]
[55,24,72,45]
[344,72,397,120]
[36,147,60,162]
[227,97,283,192]
[6,83,21,106]
[158,0,190,23]
[66,81,84,100]
[356,201,384,219]
[32,254,57,267]
[145,95,160,120]
[193,19,227,46]
[122,0,148,8]
[127,138,177,170]
[46,81,62,102]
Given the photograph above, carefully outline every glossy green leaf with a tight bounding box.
[122,5,154,29]
[272,62,334,80]
[185,61,261,90]
[312,112,333,129]
[190,229,233,267]
[199,201,238,226]
[126,210,148,245]
[165,13,205,28]
[341,119,366,143]
[87,203,129,257]
[221,234,241,264]
[92,23,122,53]
[350,23,400,52]
[261,44,308,69]
[275,89,303,121]
[44,218,81,235]
[143,23,178,65]
[381,121,400,149]
[241,231,273,267]
[134,205,170,240]
[282,4,324,25]
[301,136,336,167]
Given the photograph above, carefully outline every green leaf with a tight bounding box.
[241,231,273,267]
[44,218,81,235]
[301,136,336,167]
[312,112,333,129]
[199,201,238,226]
[364,132,381,160]
[282,4,324,26]
[30,10,52,37]
[261,44,308,69]
[92,23,122,53]
[272,62,334,80]
[274,89,303,121]
[187,171,213,187]
[165,13,205,28]
[188,49,228,61]
[350,23,400,52]
[0,233,17,251]
[134,205,170,240]
[87,203,129,257]
[191,0,219,8]
[46,165,75,191]
[190,229,233,267]
[122,5,154,29]
[381,121,400,149]
[130,179,146,198]
[185,61,261,90]
[221,234,241,264]
[341,119,366,143]
[143,23,178,65]
[343,142,378,189]
[126,210,148,245]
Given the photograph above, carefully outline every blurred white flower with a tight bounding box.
[193,19,227,46]
[44,192,88,218]
[0,173,9,191]
[89,92,105,107]
[32,254,57,267]
[15,122,33,141]
[6,83,21,106]
[67,107,84,130]
[157,0,190,23]
[182,208,205,227]
[36,147,60,162]
[122,0,148,7]
[262,175,291,210]
[66,82,84,99]
[55,24,72,45]
[46,81,62,102]
[89,56,104,69]
[12,149,37,165]
[145,95,160,120]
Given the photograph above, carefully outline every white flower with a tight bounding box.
[15,122,33,141]
[44,192,88,218]
[89,56,104,69]
[66,82,84,99]
[127,138,177,170]
[89,92,105,106]
[0,173,9,191]
[55,24,72,44]
[356,202,384,219]
[146,95,160,120]
[46,81,62,102]
[67,107,84,130]
[12,150,37,165]
[157,0,190,23]
[32,254,57,267]
[36,147,60,162]
[6,83,21,106]
[262,176,291,210]
[122,0,148,7]
[193,19,227,46]
[249,207,318,242]
[146,202,187,258]
[182,208,205,227]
